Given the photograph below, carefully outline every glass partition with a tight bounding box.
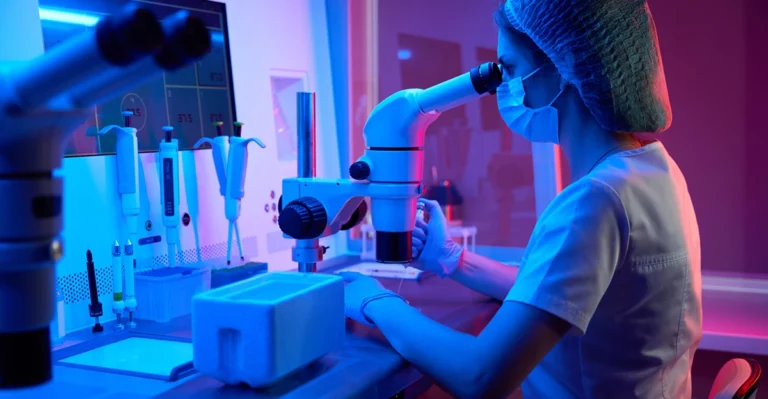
[346,0,563,262]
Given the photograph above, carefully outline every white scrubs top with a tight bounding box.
[506,141,703,399]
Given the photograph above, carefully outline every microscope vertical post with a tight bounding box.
[295,92,320,273]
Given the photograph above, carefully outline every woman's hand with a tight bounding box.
[410,199,463,277]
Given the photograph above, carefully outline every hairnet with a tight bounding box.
[503,0,672,133]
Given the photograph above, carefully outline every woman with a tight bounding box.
[341,1,702,398]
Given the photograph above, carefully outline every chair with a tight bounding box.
[709,358,761,399]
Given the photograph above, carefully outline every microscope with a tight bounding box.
[278,62,503,270]
[0,4,211,389]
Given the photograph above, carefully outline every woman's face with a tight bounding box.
[496,30,562,110]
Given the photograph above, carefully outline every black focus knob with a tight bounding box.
[349,161,371,180]
[278,197,327,239]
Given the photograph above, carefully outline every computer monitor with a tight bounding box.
[38,0,237,156]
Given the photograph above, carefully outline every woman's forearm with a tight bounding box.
[449,250,519,301]
[365,297,482,398]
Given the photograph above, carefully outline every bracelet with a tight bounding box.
[360,292,408,325]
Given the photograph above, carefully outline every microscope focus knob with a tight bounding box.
[349,161,371,180]
[278,197,328,239]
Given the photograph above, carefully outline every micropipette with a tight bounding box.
[98,111,141,250]
[159,125,181,267]
[111,241,124,330]
[194,121,229,196]
[124,240,136,328]
[85,250,104,333]
[224,122,266,265]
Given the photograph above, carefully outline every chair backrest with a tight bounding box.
[709,358,761,399]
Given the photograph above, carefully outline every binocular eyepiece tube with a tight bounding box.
[4,5,212,113]
[6,5,162,112]
[68,10,213,107]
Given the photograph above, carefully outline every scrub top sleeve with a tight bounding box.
[504,178,629,335]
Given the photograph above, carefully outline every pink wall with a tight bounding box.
[744,0,768,278]
[375,0,768,276]
[647,0,746,274]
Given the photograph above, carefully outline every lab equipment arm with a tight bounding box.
[450,250,519,301]
[364,296,570,398]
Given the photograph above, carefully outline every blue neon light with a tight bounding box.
[39,7,101,26]
[398,49,412,60]
[39,6,225,45]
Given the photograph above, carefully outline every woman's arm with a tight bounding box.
[450,250,519,301]
[364,296,569,399]
[413,199,519,301]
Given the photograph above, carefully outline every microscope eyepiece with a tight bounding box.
[96,6,164,66]
[154,14,212,71]
[415,62,504,114]
[0,328,52,388]
[469,62,503,95]
[375,231,413,264]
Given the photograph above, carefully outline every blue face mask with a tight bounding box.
[496,66,566,144]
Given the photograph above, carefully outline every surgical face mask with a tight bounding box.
[496,66,566,144]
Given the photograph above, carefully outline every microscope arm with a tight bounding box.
[280,178,371,239]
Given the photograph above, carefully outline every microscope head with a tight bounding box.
[357,62,502,264]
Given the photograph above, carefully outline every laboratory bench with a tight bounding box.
[21,260,498,399]
[18,257,768,399]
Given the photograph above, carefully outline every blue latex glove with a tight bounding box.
[410,199,463,277]
[339,272,406,327]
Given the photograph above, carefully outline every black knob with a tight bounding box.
[349,161,371,180]
[278,197,327,239]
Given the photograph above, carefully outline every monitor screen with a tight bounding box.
[39,0,236,156]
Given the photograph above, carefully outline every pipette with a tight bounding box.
[124,241,137,328]
[193,121,229,197]
[111,241,124,330]
[98,111,141,250]
[85,250,104,333]
[159,125,181,267]
[223,122,266,265]
[194,122,231,263]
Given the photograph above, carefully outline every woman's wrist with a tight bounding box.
[440,244,465,277]
[363,295,410,323]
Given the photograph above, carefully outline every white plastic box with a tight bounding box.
[192,272,345,388]
[134,266,211,323]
